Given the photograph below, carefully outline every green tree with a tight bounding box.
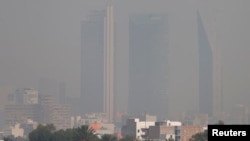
[53,129,69,141]
[3,137,10,141]
[189,130,207,141]
[29,124,56,141]
[101,134,118,141]
[72,125,99,141]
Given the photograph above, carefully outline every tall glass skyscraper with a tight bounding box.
[197,11,222,118]
[197,11,213,116]
[81,6,114,122]
[128,14,168,119]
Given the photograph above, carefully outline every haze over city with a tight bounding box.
[0,0,250,133]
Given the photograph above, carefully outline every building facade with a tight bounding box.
[128,14,168,119]
[197,11,213,117]
[81,6,114,122]
[197,11,222,119]
[121,118,155,140]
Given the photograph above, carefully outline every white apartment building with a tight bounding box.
[121,118,155,140]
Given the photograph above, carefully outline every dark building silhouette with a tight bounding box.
[81,10,105,115]
[59,82,66,104]
[128,14,168,119]
[197,12,213,116]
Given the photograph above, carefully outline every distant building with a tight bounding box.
[38,95,71,129]
[192,114,208,127]
[38,78,58,101]
[140,113,157,122]
[81,6,115,122]
[4,104,38,127]
[228,104,248,124]
[197,11,213,117]
[15,88,38,105]
[0,87,14,129]
[128,13,169,119]
[4,92,71,130]
[59,82,66,104]
[197,11,222,119]
[71,113,109,128]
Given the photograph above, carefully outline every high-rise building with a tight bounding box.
[197,11,222,118]
[128,14,168,119]
[81,6,114,122]
[197,12,213,116]
[59,82,66,104]
[38,77,58,102]
[15,88,38,105]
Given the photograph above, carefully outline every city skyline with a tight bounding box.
[0,0,250,121]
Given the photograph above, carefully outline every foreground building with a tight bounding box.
[121,118,155,140]
[121,117,203,141]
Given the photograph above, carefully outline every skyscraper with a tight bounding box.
[81,6,114,122]
[128,14,168,119]
[197,11,222,118]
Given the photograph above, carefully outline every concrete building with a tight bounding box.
[128,14,169,119]
[192,114,208,127]
[227,104,248,124]
[4,104,38,127]
[81,6,115,122]
[0,87,14,129]
[15,88,38,105]
[140,113,157,122]
[59,82,66,104]
[38,95,71,129]
[4,94,71,130]
[121,118,155,140]
[148,126,175,140]
[148,125,203,141]
[38,78,58,101]
[177,126,204,141]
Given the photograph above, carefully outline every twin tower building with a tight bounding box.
[80,5,222,122]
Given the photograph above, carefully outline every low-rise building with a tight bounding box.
[121,118,155,140]
[148,123,203,141]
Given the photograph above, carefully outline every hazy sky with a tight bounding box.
[0,0,250,118]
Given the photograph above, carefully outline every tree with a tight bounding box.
[72,125,99,141]
[29,124,56,141]
[101,134,118,141]
[53,129,69,141]
[217,120,224,125]
[189,130,207,141]
[3,137,10,141]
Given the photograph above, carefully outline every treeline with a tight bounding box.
[3,124,136,141]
